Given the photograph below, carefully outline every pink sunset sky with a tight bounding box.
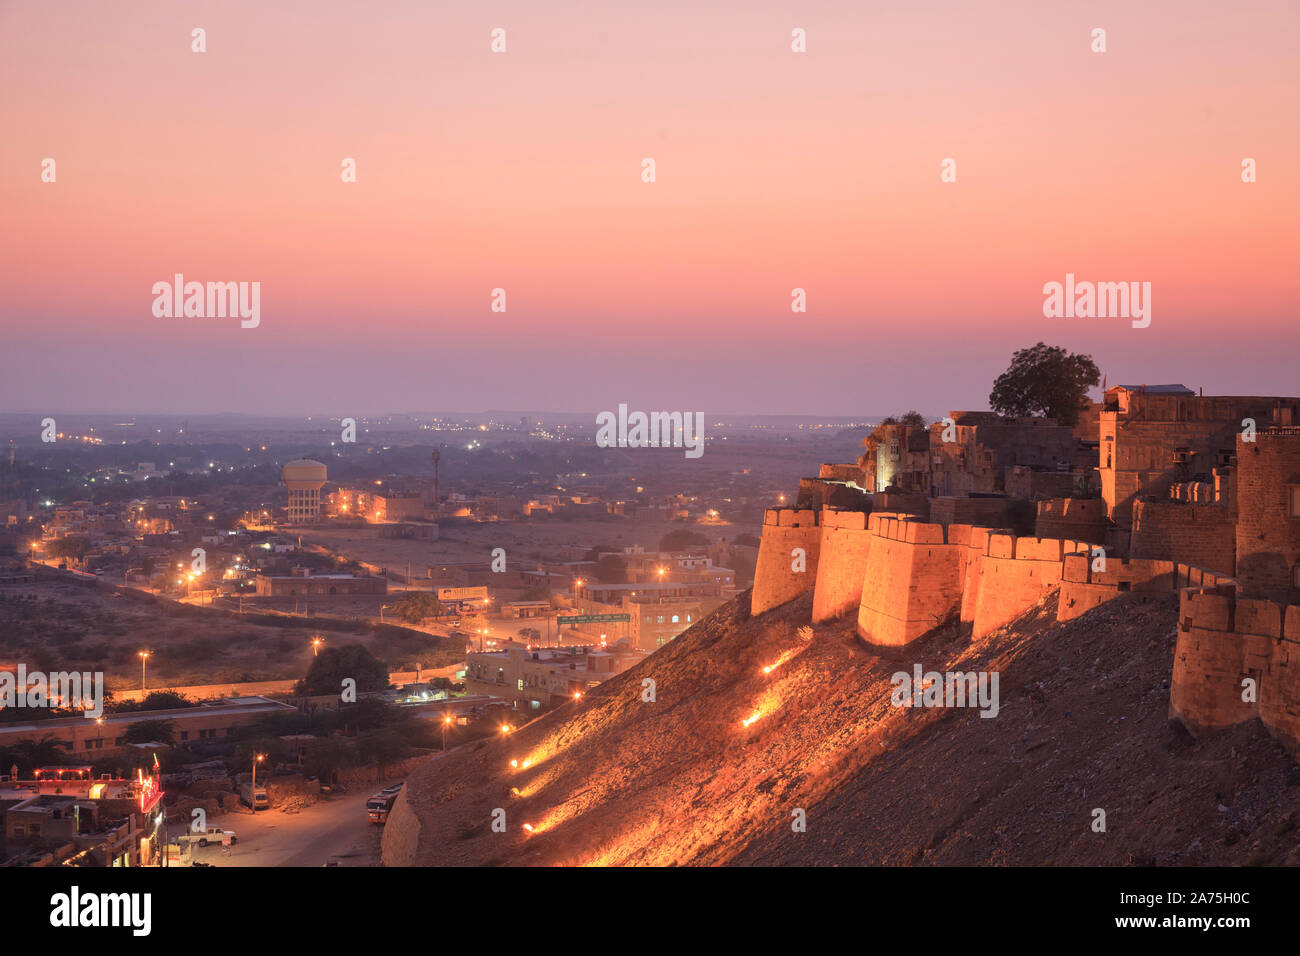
[2,0,1297,416]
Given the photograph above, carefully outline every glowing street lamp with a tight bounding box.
[138,650,150,692]
[251,752,265,805]
[311,636,323,656]
[442,713,452,750]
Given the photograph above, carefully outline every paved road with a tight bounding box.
[179,788,385,868]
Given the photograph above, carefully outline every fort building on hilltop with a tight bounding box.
[751,390,1300,758]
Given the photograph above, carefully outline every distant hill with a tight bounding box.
[384,589,1300,866]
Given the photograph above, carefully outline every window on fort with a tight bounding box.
[1289,486,1300,517]
[1292,566,1300,588]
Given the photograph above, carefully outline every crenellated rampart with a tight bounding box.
[1171,589,1300,758]
[750,508,822,616]
[811,508,873,623]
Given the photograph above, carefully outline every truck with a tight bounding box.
[366,783,403,824]
[178,826,238,848]
[239,782,269,810]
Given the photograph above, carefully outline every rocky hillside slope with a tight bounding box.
[384,589,1300,866]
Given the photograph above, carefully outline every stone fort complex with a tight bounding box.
[752,385,1300,758]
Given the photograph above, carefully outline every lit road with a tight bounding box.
[175,787,386,868]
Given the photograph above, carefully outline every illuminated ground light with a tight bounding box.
[741,710,762,728]
[522,823,534,834]
[510,759,518,768]
[573,691,583,701]
[761,648,798,675]
[510,787,521,797]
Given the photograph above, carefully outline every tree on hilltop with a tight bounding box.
[989,343,1100,426]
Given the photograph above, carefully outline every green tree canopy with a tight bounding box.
[659,529,709,551]
[389,591,443,625]
[298,643,389,696]
[123,719,175,747]
[593,554,628,584]
[989,342,1100,426]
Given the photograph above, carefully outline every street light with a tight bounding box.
[442,714,452,750]
[251,752,265,807]
[138,651,150,693]
[311,636,323,656]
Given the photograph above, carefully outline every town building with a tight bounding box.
[1098,386,1299,527]
[0,696,299,758]
[0,766,166,867]
[254,570,386,596]
[464,645,644,712]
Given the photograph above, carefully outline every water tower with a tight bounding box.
[282,459,327,524]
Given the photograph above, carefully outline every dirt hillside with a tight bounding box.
[385,588,1300,866]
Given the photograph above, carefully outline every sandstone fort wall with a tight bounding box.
[1171,589,1300,757]
[1131,499,1236,577]
[856,515,967,646]
[811,508,873,623]
[751,508,821,616]
[1035,496,1108,544]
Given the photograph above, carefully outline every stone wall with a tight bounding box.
[1058,553,1233,623]
[1005,467,1089,502]
[1170,589,1300,758]
[751,508,821,616]
[818,463,863,483]
[963,534,1088,640]
[1035,497,1108,544]
[811,508,873,623]
[1130,499,1235,577]
[379,787,420,867]
[930,496,1009,528]
[1235,432,1300,603]
[856,516,968,646]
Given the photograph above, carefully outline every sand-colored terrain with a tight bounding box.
[0,580,459,693]
[385,590,1300,866]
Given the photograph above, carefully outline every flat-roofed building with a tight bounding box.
[0,765,165,867]
[254,571,386,596]
[464,645,644,712]
[0,696,298,758]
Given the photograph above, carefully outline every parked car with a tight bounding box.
[179,826,237,848]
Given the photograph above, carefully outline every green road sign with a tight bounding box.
[557,613,631,624]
